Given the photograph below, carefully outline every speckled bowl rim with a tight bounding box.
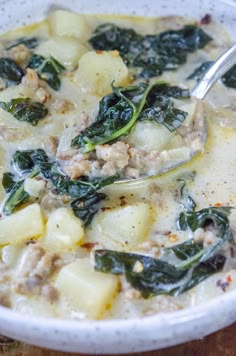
[0,0,236,353]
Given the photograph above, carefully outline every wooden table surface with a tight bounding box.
[1,322,235,356]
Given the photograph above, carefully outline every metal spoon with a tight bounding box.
[116,43,236,183]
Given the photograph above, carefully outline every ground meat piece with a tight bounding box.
[15,244,58,297]
[40,191,65,213]
[65,158,101,179]
[52,98,74,114]
[96,142,129,170]
[8,44,30,65]
[128,148,163,176]
[43,135,58,156]
[57,149,78,161]
[22,68,39,89]
[76,111,90,132]
[35,87,51,104]
[41,285,59,303]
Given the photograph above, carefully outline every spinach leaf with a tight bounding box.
[89,23,212,78]
[221,65,236,89]
[12,149,50,174]
[2,168,38,215]
[139,84,189,132]
[0,98,48,126]
[50,167,117,199]
[187,61,213,81]
[0,58,24,85]
[71,81,190,151]
[27,54,65,90]
[2,172,16,193]
[71,192,106,226]
[94,249,225,298]
[177,206,233,265]
[71,81,155,152]
[6,37,38,50]
[3,149,117,222]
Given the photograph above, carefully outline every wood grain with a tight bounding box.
[1,322,236,356]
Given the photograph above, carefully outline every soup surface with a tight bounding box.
[0,10,236,320]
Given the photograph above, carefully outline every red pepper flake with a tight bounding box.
[101,207,111,212]
[119,196,127,207]
[226,275,232,283]
[200,14,212,25]
[214,202,222,207]
[81,242,98,250]
[216,279,230,292]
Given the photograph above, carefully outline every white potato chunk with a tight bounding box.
[127,121,174,151]
[24,178,46,197]
[0,204,44,245]
[45,208,84,252]
[75,51,129,96]
[36,37,87,69]
[89,202,154,251]
[48,10,90,39]
[55,259,119,319]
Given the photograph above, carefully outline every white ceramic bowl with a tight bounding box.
[0,0,236,353]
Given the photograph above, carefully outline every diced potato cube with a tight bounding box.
[75,50,129,96]
[36,37,87,69]
[0,204,44,245]
[48,10,90,39]
[45,208,84,252]
[127,121,174,151]
[24,177,46,197]
[89,202,155,251]
[55,259,119,319]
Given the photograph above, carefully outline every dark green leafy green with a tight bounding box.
[221,65,236,89]
[2,168,38,215]
[0,98,48,126]
[139,84,189,132]
[2,172,16,193]
[187,61,213,81]
[71,82,190,151]
[71,192,106,226]
[94,249,225,298]
[27,54,65,90]
[0,58,24,85]
[177,206,233,266]
[2,149,117,221]
[89,23,212,78]
[94,206,233,298]
[6,37,38,50]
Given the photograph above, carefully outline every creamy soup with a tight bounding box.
[0,10,236,320]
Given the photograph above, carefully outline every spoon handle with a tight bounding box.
[191,43,236,100]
